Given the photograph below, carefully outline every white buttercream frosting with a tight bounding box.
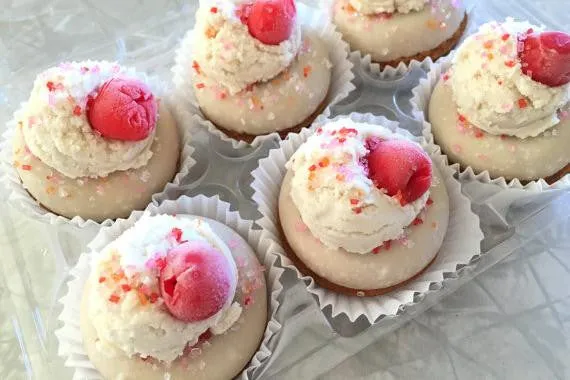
[449,19,570,138]
[88,214,242,363]
[192,0,302,95]
[16,61,158,179]
[287,120,430,254]
[348,0,428,14]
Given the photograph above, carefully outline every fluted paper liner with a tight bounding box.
[411,56,570,191]
[251,112,483,323]
[55,195,284,379]
[0,89,196,230]
[171,2,355,149]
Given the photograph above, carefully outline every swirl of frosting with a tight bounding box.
[348,0,428,14]
[287,120,430,254]
[449,19,570,138]
[17,61,157,179]
[192,0,302,95]
[88,214,242,363]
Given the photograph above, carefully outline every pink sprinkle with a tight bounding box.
[301,38,312,54]
[452,144,462,153]
[558,110,569,121]
[456,124,466,134]
[475,153,488,161]
[228,239,240,249]
[236,257,247,268]
[244,296,253,307]
[215,90,228,100]
[294,221,308,232]
[91,65,101,73]
[223,42,234,50]
[320,139,342,149]
[28,117,36,128]
[502,103,514,111]
[146,253,166,271]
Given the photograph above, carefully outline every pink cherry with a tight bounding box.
[87,78,157,141]
[243,0,297,45]
[366,138,432,206]
[519,31,570,87]
[159,241,233,322]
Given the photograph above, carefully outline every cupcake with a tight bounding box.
[278,119,450,296]
[181,0,333,142]
[80,213,267,379]
[332,0,467,67]
[9,61,182,223]
[427,19,570,183]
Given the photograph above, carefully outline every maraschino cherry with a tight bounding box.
[159,241,233,322]
[87,78,157,141]
[519,31,570,87]
[239,0,297,45]
[366,138,432,206]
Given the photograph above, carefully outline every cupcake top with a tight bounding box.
[16,61,160,179]
[286,120,433,254]
[347,0,462,15]
[348,0,427,14]
[192,0,301,95]
[88,214,243,363]
[448,19,570,138]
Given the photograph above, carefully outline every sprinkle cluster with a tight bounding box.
[306,126,371,213]
[97,227,189,306]
[235,253,265,308]
[97,250,161,306]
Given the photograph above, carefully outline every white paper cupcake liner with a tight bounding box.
[171,2,355,149]
[0,92,196,230]
[325,0,475,76]
[251,112,483,323]
[55,195,284,380]
[410,56,570,191]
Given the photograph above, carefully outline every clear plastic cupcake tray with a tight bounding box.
[2,1,570,379]
[43,50,570,378]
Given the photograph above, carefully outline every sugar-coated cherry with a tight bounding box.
[87,78,157,141]
[519,31,570,87]
[159,241,233,323]
[366,138,432,206]
[244,0,296,45]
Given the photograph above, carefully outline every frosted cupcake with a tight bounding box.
[185,0,332,141]
[10,61,181,222]
[278,119,450,296]
[80,214,267,379]
[333,0,467,67]
[427,20,570,183]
